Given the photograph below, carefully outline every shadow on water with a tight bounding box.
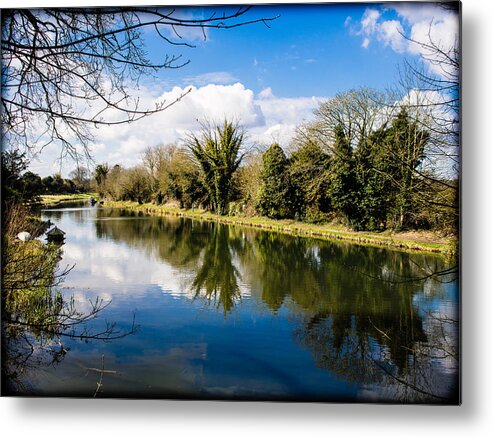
[93,208,459,403]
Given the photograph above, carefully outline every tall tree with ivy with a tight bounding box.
[188,120,246,215]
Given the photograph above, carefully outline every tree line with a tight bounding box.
[94,88,457,234]
[1,86,457,234]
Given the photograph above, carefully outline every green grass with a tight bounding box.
[104,200,456,255]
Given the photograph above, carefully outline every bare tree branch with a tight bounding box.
[1,7,278,161]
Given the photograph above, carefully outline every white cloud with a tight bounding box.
[378,19,406,53]
[360,8,381,35]
[251,89,324,147]
[408,14,459,55]
[183,71,238,86]
[258,87,274,99]
[351,4,459,75]
[391,3,452,26]
[29,83,324,176]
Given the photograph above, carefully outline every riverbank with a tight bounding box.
[103,199,456,255]
[39,193,97,207]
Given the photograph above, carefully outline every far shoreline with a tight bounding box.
[39,195,456,256]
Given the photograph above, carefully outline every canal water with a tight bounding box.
[10,205,459,402]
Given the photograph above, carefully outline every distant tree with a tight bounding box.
[62,178,77,194]
[256,143,298,219]
[19,171,43,202]
[114,166,153,204]
[94,163,110,194]
[69,166,91,192]
[141,146,161,195]
[304,87,388,151]
[41,176,54,194]
[51,173,65,194]
[41,174,75,195]
[188,120,246,215]
[141,143,207,208]
[104,164,123,200]
[354,133,391,231]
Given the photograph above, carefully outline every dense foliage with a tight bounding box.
[5,89,456,235]
[93,101,456,234]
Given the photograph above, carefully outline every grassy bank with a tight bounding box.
[39,193,98,207]
[103,199,456,255]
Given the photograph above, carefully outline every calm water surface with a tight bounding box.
[14,205,459,402]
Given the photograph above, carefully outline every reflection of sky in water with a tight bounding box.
[29,206,459,402]
[55,210,251,302]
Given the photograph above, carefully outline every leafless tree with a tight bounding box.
[1,7,278,162]
[396,16,460,218]
[296,87,391,153]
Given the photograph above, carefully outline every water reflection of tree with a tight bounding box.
[191,225,241,316]
[238,231,457,402]
[95,209,208,269]
[95,210,242,315]
[93,211,458,402]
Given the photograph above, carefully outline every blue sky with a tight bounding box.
[144,4,409,97]
[24,2,459,176]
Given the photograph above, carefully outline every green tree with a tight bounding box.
[354,132,392,231]
[256,143,298,219]
[19,171,43,202]
[383,108,429,229]
[188,120,246,215]
[1,150,29,207]
[69,165,90,192]
[119,167,153,204]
